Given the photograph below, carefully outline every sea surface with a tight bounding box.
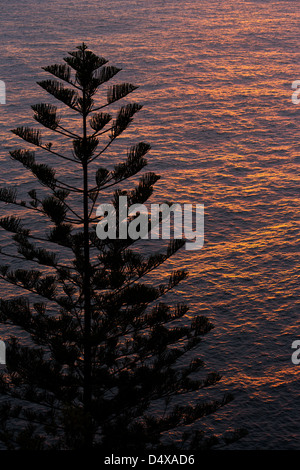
[0,0,299,450]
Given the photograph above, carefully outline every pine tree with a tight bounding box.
[0,44,245,451]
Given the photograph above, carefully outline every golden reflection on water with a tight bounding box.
[0,0,299,449]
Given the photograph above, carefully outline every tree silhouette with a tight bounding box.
[0,44,245,451]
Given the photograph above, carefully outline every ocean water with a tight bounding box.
[0,0,299,450]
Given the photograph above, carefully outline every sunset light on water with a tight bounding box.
[0,0,299,453]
